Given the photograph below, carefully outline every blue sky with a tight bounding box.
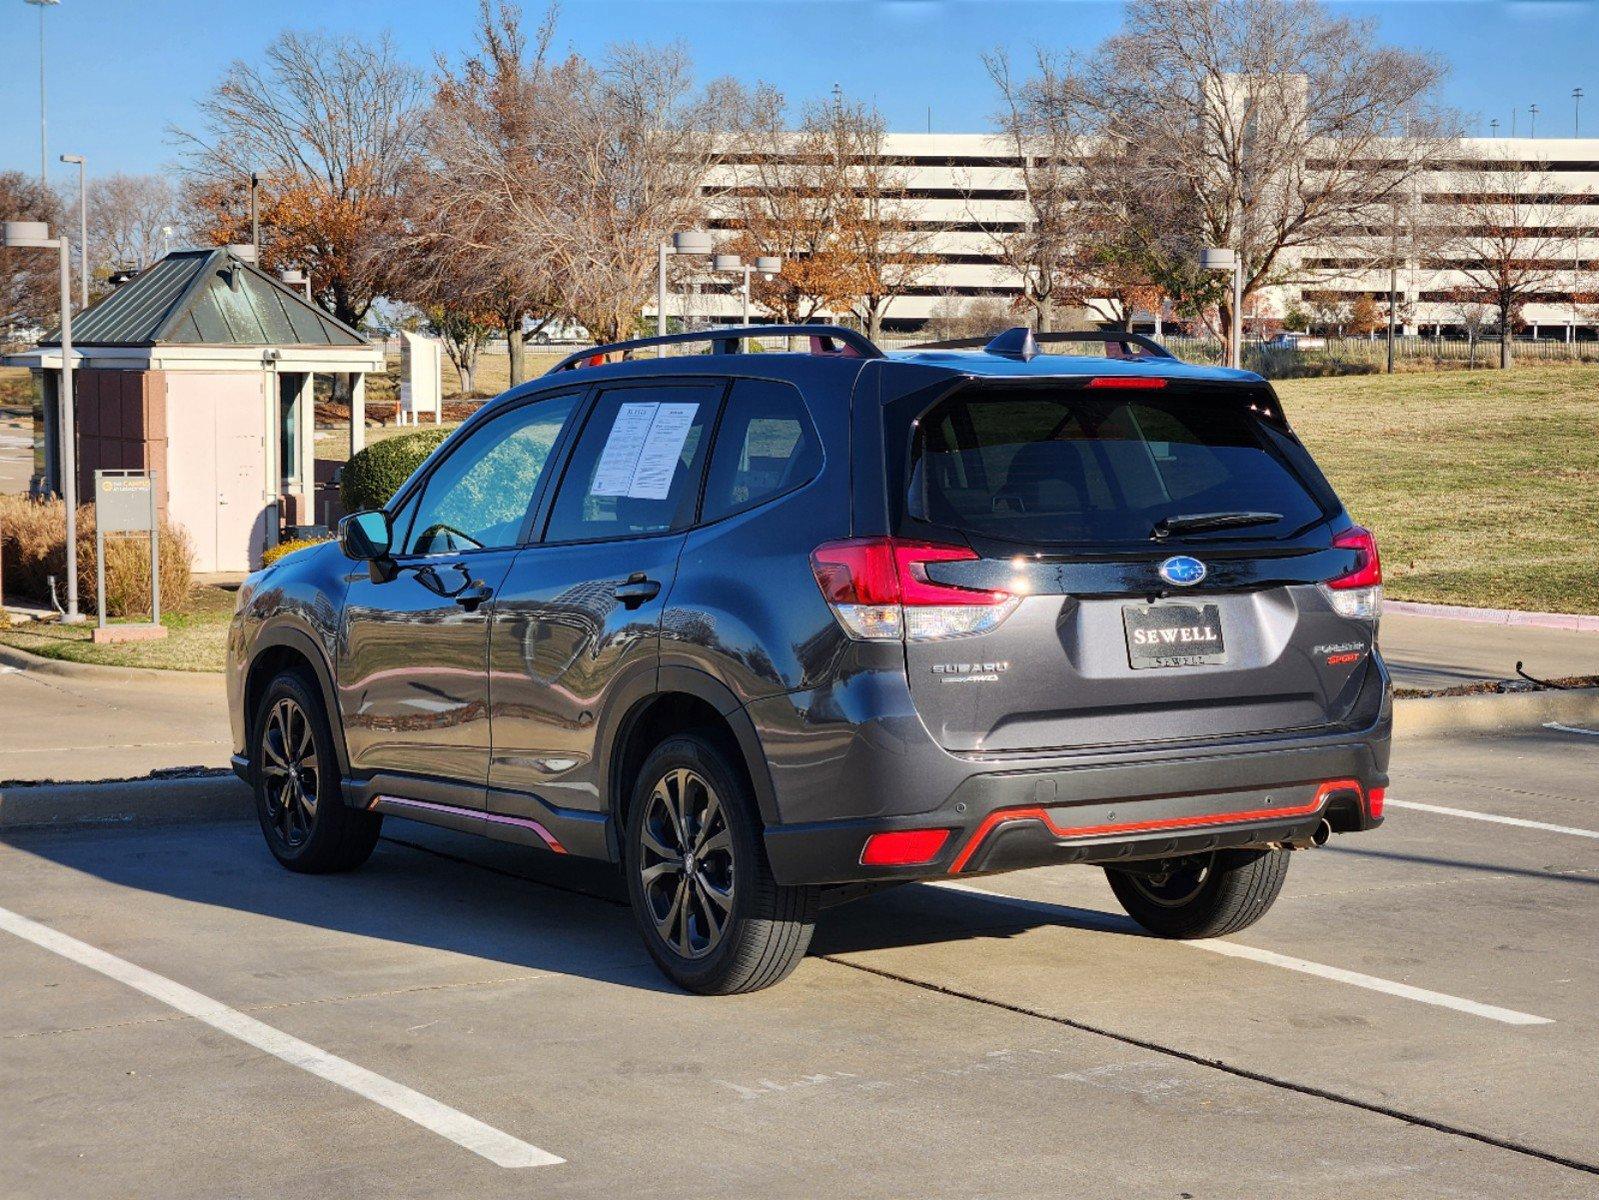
[2,0,1596,181]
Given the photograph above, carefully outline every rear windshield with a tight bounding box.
[905,385,1332,547]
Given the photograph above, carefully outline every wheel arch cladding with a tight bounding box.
[609,682,779,848]
[245,628,350,778]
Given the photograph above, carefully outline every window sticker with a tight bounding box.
[589,401,699,500]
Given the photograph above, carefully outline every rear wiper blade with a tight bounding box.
[1151,510,1283,539]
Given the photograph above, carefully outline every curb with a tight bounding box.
[1393,686,1599,738]
[0,773,251,831]
[1386,600,1599,633]
[0,641,224,687]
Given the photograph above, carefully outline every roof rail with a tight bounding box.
[544,324,883,375]
[908,328,1176,361]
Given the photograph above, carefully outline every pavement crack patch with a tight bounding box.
[817,954,1599,1180]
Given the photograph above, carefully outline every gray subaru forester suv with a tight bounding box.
[227,325,1390,994]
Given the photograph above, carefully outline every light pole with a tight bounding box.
[1576,88,1586,138]
[712,253,783,326]
[657,230,714,356]
[25,0,60,188]
[1201,247,1242,369]
[249,171,262,259]
[60,152,86,309]
[1529,104,1540,138]
[4,219,82,622]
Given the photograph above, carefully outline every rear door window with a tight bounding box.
[906,386,1331,547]
[702,379,822,522]
[544,383,721,543]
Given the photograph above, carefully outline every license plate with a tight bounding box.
[1123,603,1226,669]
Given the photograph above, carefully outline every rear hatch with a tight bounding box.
[883,374,1378,754]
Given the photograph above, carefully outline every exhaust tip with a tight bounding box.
[1312,819,1332,847]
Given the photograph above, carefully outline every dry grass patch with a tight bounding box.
[1279,364,1599,613]
[0,583,234,672]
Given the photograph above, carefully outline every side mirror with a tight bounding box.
[339,510,392,562]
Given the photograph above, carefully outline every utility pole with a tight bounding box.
[1529,104,1540,138]
[25,0,60,188]
[1576,88,1585,137]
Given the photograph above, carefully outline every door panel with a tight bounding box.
[339,552,518,785]
[336,391,581,791]
[486,537,684,815]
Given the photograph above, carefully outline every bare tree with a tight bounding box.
[173,30,426,330]
[0,172,65,338]
[1037,0,1459,343]
[535,45,751,342]
[973,50,1088,333]
[725,88,861,324]
[80,173,178,280]
[1444,284,1493,367]
[425,2,568,385]
[827,95,935,341]
[1443,158,1581,367]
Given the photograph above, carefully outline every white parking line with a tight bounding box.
[1544,721,1599,738]
[931,881,1554,1027]
[0,904,563,1169]
[1385,798,1599,840]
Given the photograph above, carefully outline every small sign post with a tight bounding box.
[93,470,166,643]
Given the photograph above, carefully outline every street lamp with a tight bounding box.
[1576,88,1585,138]
[1529,104,1540,138]
[656,230,715,356]
[60,153,86,309]
[1200,247,1242,369]
[3,218,82,622]
[24,0,60,188]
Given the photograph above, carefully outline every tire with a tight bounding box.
[624,734,818,994]
[252,670,381,874]
[1105,847,1291,939]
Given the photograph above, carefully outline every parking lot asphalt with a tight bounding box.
[2,720,1596,1198]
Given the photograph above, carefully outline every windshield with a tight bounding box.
[905,385,1332,548]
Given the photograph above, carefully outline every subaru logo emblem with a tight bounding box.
[1158,555,1207,587]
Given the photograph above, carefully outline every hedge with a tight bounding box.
[340,428,450,513]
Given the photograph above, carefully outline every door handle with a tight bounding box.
[454,583,494,612]
[613,575,661,609]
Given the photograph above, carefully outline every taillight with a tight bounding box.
[810,537,1019,641]
[1319,525,1382,620]
[1367,787,1386,820]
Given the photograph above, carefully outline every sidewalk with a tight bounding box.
[1380,610,1599,692]
[0,652,231,783]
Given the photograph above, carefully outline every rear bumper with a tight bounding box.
[763,734,1387,886]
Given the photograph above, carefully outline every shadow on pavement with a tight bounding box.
[1,817,1158,983]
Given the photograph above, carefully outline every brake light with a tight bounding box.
[810,537,1019,641]
[1320,525,1382,620]
[861,828,951,866]
[1367,787,1386,819]
[1086,376,1168,389]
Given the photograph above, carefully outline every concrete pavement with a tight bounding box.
[0,653,230,783]
[1381,610,1599,693]
[0,720,1595,1197]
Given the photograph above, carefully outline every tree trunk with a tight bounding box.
[507,328,528,387]
[1035,293,1054,334]
[1499,307,1513,368]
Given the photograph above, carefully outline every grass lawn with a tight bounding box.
[1278,364,1599,614]
[0,584,235,672]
